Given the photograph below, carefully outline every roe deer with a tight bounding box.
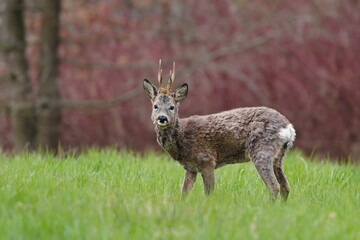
[143,60,296,201]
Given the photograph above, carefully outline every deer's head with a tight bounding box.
[143,60,188,129]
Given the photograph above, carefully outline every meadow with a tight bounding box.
[0,149,359,240]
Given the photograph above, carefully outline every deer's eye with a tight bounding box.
[169,106,175,111]
[154,105,158,110]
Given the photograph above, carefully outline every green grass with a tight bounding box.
[0,149,359,240]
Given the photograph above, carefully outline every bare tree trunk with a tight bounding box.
[36,0,61,151]
[2,0,36,151]
[0,0,141,153]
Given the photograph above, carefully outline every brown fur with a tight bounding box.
[143,75,295,201]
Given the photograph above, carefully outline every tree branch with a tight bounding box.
[60,59,153,70]
[58,87,142,110]
[176,32,279,79]
[0,88,143,113]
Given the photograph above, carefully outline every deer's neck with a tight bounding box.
[155,119,183,161]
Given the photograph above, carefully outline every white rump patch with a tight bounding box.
[279,124,296,144]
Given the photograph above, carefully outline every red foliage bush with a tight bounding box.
[1,0,359,159]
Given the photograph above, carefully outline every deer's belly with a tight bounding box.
[216,146,249,166]
[178,161,201,172]
[215,156,250,169]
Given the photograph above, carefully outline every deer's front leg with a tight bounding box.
[201,166,215,195]
[182,170,197,198]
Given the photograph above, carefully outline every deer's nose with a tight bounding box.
[157,116,168,124]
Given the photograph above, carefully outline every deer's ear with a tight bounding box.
[174,83,188,102]
[143,79,157,100]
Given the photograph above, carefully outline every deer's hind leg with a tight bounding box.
[250,148,280,201]
[273,147,291,201]
[201,166,215,196]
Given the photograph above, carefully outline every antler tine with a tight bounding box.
[172,61,175,81]
[166,62,175,91]
[158,59,163,86]
[167,70,173,91]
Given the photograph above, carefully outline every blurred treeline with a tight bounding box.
[0,0,359,160]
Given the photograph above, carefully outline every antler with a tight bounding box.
[158,59,163,86]
[166,62,175,91]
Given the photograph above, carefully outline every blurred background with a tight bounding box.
[0,0,359,161]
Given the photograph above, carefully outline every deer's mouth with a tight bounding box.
[156,120,170,129]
